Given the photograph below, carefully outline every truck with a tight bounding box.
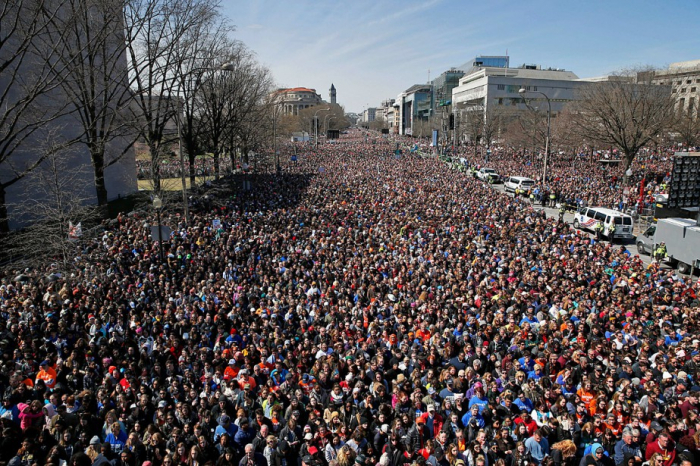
[476,168,501,183]
[636,217,700,274]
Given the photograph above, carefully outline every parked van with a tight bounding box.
[573,207,634,240]
[504,176,535,194]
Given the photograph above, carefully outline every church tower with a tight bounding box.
[329,83,336,104]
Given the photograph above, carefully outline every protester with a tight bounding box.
[0,129,698,466]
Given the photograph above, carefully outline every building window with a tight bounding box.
[692,87,697,93]
[533,86,537,91]
[681,88,687,93]
[687,80,692,84]
[497,84,505,90]
[672,89,677,93]
[498,98,503,105]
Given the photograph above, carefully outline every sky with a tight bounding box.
[223,0,700,114]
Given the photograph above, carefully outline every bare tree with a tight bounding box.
[456,108,483,144]
[550,105,584,152]
[570,70,676,181]
[7,130,99,269]
[673,109,700,148]
[198,42,273,177]
[174,13,233,185]
[483,106,511,149]
[34,0,135,206]
[122,0,221,193]
[502,105,547,154]
[0,0,71,231]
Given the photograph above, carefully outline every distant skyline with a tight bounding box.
[224,0,700,114]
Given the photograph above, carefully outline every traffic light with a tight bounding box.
[449,114,454,130]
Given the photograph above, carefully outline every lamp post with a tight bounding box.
[326,116,336,142]
[153,196,165,263]
[272,99,282,174]
[174,63,235,223]
[519,88,551,184]
[323,114,336,142]
[313,107,330,148]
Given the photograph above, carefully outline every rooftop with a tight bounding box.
[277,87,318,94]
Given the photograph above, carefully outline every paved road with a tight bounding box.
[436,157,696,277]
[487,181,660,267]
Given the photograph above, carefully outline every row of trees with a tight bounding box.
[423,69,699,173]
[0,0,275,232]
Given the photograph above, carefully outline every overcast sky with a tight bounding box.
[224,0,700,114]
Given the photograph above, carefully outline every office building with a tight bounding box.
[640,60,700,115]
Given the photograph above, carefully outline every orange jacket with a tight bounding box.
[36,367,57,388]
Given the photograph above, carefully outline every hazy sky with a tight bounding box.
[223,0,700,114]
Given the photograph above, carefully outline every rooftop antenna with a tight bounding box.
[427,69,430,84]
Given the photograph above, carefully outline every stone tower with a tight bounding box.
[329,83,336,104]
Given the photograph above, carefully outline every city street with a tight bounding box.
[487,180,660,272]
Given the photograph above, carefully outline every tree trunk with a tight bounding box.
[623,153,634,186]
[213,151,220,180]
[229,147,236,173]
[150,142,161,192]
[92,150,109,206]
[188,152,196,187]
[0,185,8,233]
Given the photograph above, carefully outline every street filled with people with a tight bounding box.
[447,144,677,214]
[1,130,699,466]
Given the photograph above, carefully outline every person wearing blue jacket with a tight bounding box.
[461,405,485,428]
[234,418,257,454]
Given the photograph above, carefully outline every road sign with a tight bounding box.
[150,226,171,242]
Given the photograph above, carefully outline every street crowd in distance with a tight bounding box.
[1,130,699,466]
[447,144,675,213]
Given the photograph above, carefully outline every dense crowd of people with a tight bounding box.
[0,130,699,466]
[136,158,235,181]
[446,143,678,213]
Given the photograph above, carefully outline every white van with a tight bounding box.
[573,207,634,240]
[504,176,535,193]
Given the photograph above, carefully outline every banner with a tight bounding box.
[68,221,82,241]
[432,130,438,148]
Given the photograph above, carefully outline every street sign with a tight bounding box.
[150,226,171,242]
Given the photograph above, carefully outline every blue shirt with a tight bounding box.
[468,395,489,413]
[524,436,549,463]
[214,423,239,442]
[461,412,485,428]
[514,397,534,412]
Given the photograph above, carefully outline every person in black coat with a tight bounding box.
[386,435,408,466]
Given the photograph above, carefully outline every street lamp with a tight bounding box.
[519,88,551,184]
[271,98,283,174]
[323,114,336,141]
[313,107,330,148]
[153,196,165,263]
[326,116,336,142]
